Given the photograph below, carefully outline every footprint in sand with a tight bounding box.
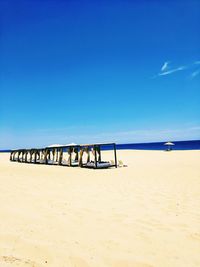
[190,232,200,241]
[0,255,39,266]
[0,235,52,266]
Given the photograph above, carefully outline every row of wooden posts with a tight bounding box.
[10,143,117,169]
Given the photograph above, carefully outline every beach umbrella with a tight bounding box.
[164,142,175,151]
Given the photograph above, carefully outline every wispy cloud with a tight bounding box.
[191,69,200,78]
[2,126,200,149]
[155,60,200,78]
[161,61,170,72]
[159,66,186,76]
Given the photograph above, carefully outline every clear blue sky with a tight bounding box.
[1,0,200,148]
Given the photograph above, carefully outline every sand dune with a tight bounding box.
[0,150,200,267]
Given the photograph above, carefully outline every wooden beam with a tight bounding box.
[114,143,117,168]
[94,146,97,168]
[59,148,63,165]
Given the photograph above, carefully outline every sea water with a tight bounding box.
[115,140,200,150]
[1,140,200,152]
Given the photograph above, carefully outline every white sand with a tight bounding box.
[0,150,200,267]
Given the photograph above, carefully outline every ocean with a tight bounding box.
[115,140,200,151]
[1,140,200,152]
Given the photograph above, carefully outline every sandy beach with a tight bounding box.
[0,150,200,267]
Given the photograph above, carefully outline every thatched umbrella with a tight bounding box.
[164,142,175,151]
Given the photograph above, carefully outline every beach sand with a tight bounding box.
[0,150,200,267]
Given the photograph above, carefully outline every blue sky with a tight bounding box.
[0,0,200,148]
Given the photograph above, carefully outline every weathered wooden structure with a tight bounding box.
[79,143,117,169]
[10,143,117,169]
